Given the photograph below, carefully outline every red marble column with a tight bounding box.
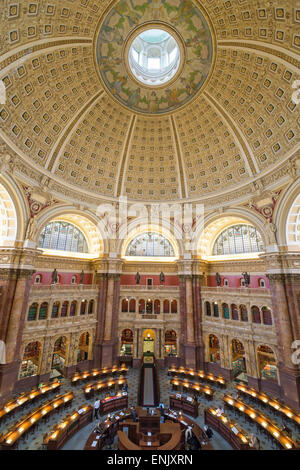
[192,274,205,370]
[179,274,196,368]
[267,273,300,410]
[0,268,34,404]
[93,273,108,368]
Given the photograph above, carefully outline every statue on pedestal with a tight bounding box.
[160,272,165,283]
[135,272,140,285]
[242,272,250,287]
[25,216,37,241]
[80,270,84,284]
[215,272,221,287]
[51,268,58,284]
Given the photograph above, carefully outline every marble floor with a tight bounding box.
[0,367,299,451]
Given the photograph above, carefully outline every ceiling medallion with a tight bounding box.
[95,0,214,114]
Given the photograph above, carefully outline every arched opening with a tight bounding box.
[163,299,170,314]
[19,341,41,379]
[231,304,239,321]
[70,300,77,317]
[120,329,133,357]
[262,306,272,325]
[34,274,42,284]
[88,299,94,314]
[213,302,219,317]
[257,344,278,383]
[27,302,38,321]
[231,339,247,383]
[38,302,48,320]
[171,299,177,314]
[222,303,229,319]
[51,336,67,378]
[251,305,261,324]
[129,298,136,313]
[154,299,160,315]
[51,301,60,319]
[205,301,211,316]
[80,299,87,315]
[0,182,18,245]
[208,334,220,363]
[143,329,155,356]
[38,221,88,253]
[146,299,153,314]
[139,299,145,314]
[77,332,90,363]
[240,305,248,322]
[71,275,77,284]
[122,298,129,312]
[164,330,177,357]
[61,301,68,317]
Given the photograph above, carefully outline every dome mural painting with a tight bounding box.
[95,0,213,114]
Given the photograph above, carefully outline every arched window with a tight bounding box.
[34,274,42,284]
[223,278,229,287]
[146,299,153,314]
[38,302,48,320]
[51,301,60,319]
[27,303,38,321]
[259,278,265,288]
[163,299,170,314]
[154,299,160,314]
[139,299,145,314]
[240,305,248,322]
[213,302,219,317]
[71,275,77,284]
[231,304,239,321]
[70,300,77,316]
[262,306,272,325]
[129,298,136,313]
[80,300,87,315]
[222,303,230,319]
[171,299,177,314]
[38,221,88,253]
[125,232,175,257]
[213,224,264,255]
[122,298,129,312]
[61,301,68,317]
[251,305,261,324]
[88,299,94,314]
[205,301,211,316]
[286,193,300,246]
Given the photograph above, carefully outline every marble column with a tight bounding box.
[267,273,300,410]
[179,274,196,368]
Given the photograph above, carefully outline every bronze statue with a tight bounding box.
[80,270,84,284]
[215,272,221,287]
[135,272,140,285]
[51,268,58,284]
[242,272,250,287]
[160,272,165,283]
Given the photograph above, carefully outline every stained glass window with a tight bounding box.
[38,221,88,253]
[125,232,175,257]
[213,224,264,255]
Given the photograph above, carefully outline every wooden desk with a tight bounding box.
[170,378,214,400]
[84,408,132,450]
[204,407,251,450]
[223,394,298,450]
[169,367,226,388]
[43,405,93,450]
[164,409,213,450]
[71,365,128,385]
[0,391,74,449]
[169,394,199,418]
[83,378,127,399]
[0,380,61,423]
[138,409,161,433]
[235,384,300,427]
[100,394,128,416]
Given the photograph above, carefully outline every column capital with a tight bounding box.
[0,247,41,275]
[260,251,300,276]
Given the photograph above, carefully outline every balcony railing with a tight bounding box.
[121,285,178,290]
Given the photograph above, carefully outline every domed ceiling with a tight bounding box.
[0,0,299,203]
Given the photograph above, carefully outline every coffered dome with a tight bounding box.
[0,0,299,203]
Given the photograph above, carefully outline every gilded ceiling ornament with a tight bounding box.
[95,0,214,114]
